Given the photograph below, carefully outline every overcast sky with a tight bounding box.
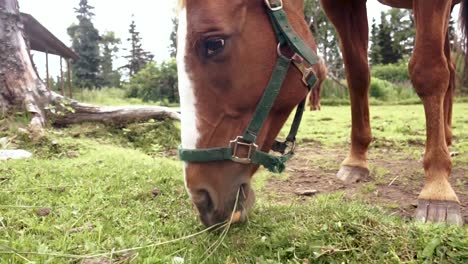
[19,0,458,80]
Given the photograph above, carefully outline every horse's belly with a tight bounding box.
[378,0,461,9]
[377,0,412,9]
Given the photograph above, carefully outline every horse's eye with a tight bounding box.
[204,38,225,57]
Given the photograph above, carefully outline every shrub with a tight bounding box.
[321,79,349,99]
[393,82,417,100]
[370,78,398,101]
[125,60,179,104]
[371,61,410,83]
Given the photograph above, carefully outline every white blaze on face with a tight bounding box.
[177,8,199,190]
[177,8,199,151]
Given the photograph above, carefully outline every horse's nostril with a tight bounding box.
[195,189,214,214]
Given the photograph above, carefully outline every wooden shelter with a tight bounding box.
[20,13,79,98]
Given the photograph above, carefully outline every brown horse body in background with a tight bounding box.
[178,0,464,227]
[323,0,463,224]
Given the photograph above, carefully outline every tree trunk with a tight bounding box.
[0,0,179,136]
[0,0,52,134]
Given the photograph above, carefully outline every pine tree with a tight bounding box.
[389,9,414,59]
[370,18,381,65]
[67,0,101,89]
[123,17,154,76]
[304,0,343,78]
[100,31,121,87]
[169,17,178,58]
[371,9,415,65]
[377,12,399,64]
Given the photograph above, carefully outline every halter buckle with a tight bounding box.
[271,139,296,155]
[265,0,283,11]
[284,140,296,154]
[292,54,315,86]
[230,136,258,164]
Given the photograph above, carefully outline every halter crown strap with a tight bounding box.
[178,0,319,173]
[266,0,320,65]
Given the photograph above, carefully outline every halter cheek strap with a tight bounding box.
[178,0,320,173]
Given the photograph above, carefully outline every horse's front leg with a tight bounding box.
[443,31,455,147]
[410,0,462,225]
[321,0,372,183]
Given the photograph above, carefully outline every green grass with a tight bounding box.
[73,88,156,106]
[281,103,468,154]
[1,103,467,263]
[74,87,179,107]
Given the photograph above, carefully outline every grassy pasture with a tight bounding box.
[0,102,467,263]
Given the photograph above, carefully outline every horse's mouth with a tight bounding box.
[228,184,256,224]
[197,184,256,228]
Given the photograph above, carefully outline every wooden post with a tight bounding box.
[60,57,65,96]
[67,59,72,98]
[45,51,50,89]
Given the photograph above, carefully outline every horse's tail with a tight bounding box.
[460,0,468,53]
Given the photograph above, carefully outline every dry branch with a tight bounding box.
[327,72,348,89]
[53,102,180,126]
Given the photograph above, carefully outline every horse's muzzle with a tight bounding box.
[194,184,255,228]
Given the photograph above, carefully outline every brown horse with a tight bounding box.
[177,0,465,227]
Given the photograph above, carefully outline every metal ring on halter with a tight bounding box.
[277,43,292,60]
[265,0,283,11]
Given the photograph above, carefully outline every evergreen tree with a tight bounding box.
[68,0,101,89]
[389,9,414,59]
[169,17,178,58]
[123,16,154,76]
[377,12,399,64]
[304,0,343,78]
[370,18,381,65]
[370,9,415,65]
[159,60,178,103]
[100,31,121,87]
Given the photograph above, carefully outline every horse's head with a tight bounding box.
[177,0,318,227]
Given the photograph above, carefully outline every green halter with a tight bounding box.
[178,0,320,173]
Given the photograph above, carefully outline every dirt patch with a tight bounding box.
[265,143,468,223]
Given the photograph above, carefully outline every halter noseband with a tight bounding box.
[178,0,320,173]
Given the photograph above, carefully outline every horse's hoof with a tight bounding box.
[415,200,463,226]
[336,165,369,184]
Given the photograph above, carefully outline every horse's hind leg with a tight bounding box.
[321,0,372,183]
[309,87,318,111]
[309,86,321,111]
[309,60,327,111]
[410,0,462,225]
